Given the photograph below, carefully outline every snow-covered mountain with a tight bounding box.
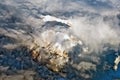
[0,0,120,80]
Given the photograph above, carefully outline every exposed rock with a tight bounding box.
[0,70,36,80]
[77,61,96,71]
[31,46,69,72]
[29,29,84,72]
[0,66,9,72]
[3,75,24,80]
